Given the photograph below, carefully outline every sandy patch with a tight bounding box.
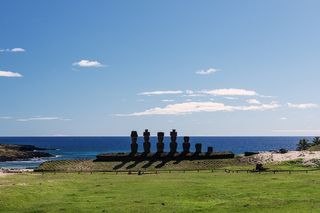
[0,168,34,176]
[247,151,320,164]
[0,171,9,177]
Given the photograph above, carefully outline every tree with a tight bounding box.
[296,138,311,151]
[312,137,320,146]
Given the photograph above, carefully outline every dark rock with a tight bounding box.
[279,148,288,154]
[255,163,266,172]
[244,151,259,156]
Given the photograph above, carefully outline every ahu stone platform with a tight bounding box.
[96,129,235,162]
[96,152,235,162]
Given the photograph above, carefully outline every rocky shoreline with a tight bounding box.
[0,144,54,162]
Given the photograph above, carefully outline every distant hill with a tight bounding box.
[0,144,53,161]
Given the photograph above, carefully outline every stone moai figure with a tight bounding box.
[207,146,213,153]
[183,136,190,153]
[157,132,165,153]
[195,143,202,153]
[169,129,178,153]
[130,131,138,154]
[143,129,151,153]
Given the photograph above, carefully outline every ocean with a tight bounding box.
[0,136,310,168]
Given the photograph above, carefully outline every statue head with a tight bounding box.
[157,132,164,143]
[170,129,177,142]
[143,129,150,137]
[183,136,190,143]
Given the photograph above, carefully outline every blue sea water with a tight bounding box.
[0,136,310,168]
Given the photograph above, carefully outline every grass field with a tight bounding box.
[1,168,320,213]
[36,158,251,172]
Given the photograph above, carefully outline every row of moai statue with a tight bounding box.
[130,129,213,154]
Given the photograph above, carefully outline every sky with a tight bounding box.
[1,0,320,136]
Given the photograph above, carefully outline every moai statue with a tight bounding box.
[143,129,151,154]
[207,146,213,153]
[169,129,178,153]
[130,131,138,154]
[156,132,164,153]
[195,143,202,153]
[183,136,190,153]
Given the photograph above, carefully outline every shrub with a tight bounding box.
[312,137,320,146]
[296,138,311,151]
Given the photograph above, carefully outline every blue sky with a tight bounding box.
[1,0,320,136]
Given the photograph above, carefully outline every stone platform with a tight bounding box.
[96,152,234,162]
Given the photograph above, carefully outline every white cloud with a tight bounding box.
[0,71,23,77]
[17,116,71,122]
[280,117,288,120]
[287,103,318,109]
[161,99,175,102]
[183,90,206,97]
[139,88,270,98]
[200,88,258,96]
[117,101,280,116]
[224,97,239,100]
[0,48,25,52]
[246,99,261,105]
[73,60,105,68]
[139,90,183,96]
[196,68,219,75]
[11,48,25,52]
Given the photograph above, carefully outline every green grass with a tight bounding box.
[1,169,320,212]
[309,144,320,151]
[36,158,251,172]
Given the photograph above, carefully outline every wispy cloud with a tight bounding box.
[280,117,288,120]
[141,88,261,97]
[183,90,206,97]
[116,101,280,116]
[139,90,183,96]
[0,48,25,53]
[196,68,219,75]
[224,97,239,100]
[73,59,105,68]
[161,99,175,102]
[200,88,258,96]
[287,103,318,109]
[17,116,71,122]
[0,70,23,77]
[246,99,261,105]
